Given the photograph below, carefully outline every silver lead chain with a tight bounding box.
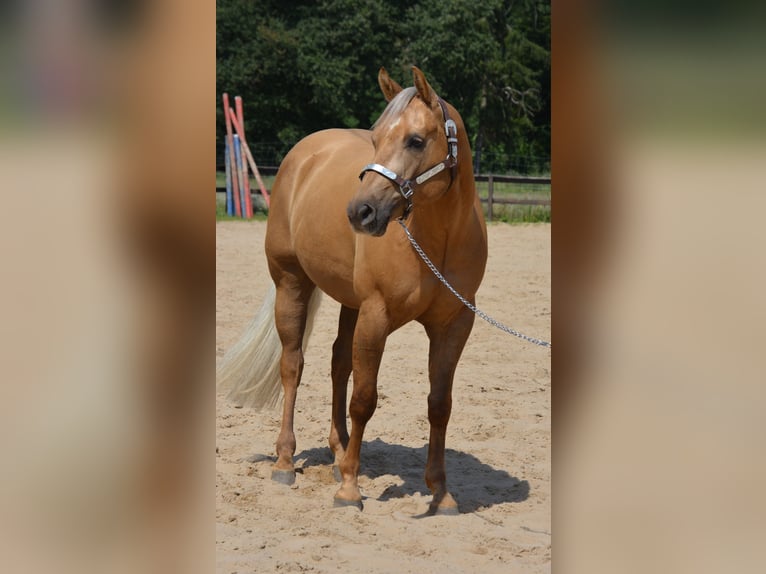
[398,220,552,349]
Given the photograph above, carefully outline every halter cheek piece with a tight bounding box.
[359,98,458,220]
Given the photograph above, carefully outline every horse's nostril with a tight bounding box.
[359,203,376,225]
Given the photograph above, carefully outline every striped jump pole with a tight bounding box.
[222,93,241,217]
[227,107,270,208]
[224,138,234,216]
[232,134,246,218]
[235,96,253,218]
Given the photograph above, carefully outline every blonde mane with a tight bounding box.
[371,87,417,129]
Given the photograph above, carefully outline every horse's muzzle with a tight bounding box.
[347,200,391,236]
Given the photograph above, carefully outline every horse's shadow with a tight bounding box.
[291,437,529,512]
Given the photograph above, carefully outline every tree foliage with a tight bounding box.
[217,0,549,173]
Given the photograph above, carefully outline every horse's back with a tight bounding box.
[270,128,371,213]
[266,129,373,307]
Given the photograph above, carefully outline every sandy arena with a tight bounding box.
[216,220,551,573]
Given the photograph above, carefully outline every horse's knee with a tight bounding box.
[427,391,452,425]
[349,389,377,423]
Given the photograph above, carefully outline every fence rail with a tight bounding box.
[216,167,550,221]
[474,174,551,222]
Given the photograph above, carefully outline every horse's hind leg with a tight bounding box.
[271,268,315,485]
[329,305,358,481]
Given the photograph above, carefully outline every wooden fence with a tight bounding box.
[217,167,550,222]
[474,174,551,222]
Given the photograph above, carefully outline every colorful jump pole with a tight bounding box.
[233,134,247,217]
[235,96,253,218]
[227,107,270,207]
[222,93,242,217]
[224,138,234,216]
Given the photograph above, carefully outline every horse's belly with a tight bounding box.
[289,175,361,308]
[296,235,359,308]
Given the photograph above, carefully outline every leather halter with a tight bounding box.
[359,97,458,220]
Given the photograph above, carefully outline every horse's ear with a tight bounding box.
[412,66,437,108]
[378,67,403,102]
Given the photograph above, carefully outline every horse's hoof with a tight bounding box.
[431,504,460,516]
[333,497,363,510]
[271,469,296,485]
[427,492,459,516]
[332,465,342,483]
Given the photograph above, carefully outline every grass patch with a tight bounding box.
[491,204,551,223]
[476,180,551,200]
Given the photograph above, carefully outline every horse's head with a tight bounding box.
[347,66,459,236]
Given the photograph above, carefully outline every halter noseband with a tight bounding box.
[359,97,458,220]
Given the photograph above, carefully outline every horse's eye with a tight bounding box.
[407,136,425,150]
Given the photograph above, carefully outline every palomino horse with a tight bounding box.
[218,66,488,514]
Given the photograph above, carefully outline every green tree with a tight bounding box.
[292,0,401,130]
[216,0,549,172]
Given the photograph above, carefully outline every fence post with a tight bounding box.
[487,174,494,222]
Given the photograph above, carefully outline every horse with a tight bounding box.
[217,66,488,515]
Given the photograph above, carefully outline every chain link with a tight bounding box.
[397,219,551,349]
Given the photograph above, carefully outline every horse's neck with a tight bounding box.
[411,161,479,253]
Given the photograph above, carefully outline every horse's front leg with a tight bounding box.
[424,307,475,515]
[333,297,389,509]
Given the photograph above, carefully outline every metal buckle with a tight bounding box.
[400,181,414,199]
[444,119,458,160]
[398,198,413,221]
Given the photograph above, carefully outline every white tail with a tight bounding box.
[216,284,322,409]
